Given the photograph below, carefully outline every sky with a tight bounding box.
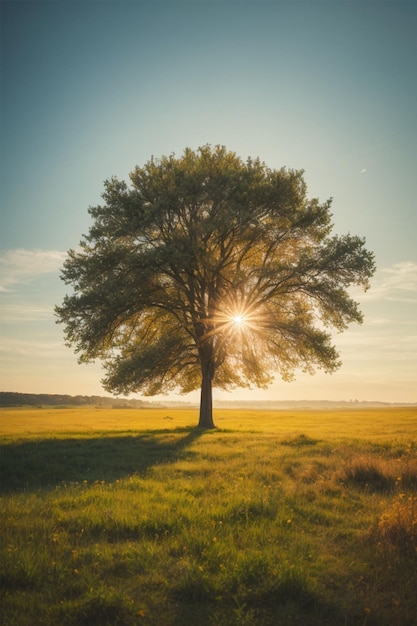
[1,0,416,404]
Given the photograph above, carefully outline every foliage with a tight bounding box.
[1,407,416,625]
[55,146,375,427]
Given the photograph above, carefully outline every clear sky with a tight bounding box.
[1,0,416,404]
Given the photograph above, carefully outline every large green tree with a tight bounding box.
[56,146,375,428]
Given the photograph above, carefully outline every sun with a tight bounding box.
[232,314,245,326]
[197,297,266,344]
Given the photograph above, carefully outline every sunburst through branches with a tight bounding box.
[197,295,269,347]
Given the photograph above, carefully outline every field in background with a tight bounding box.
[1,406,416,625]
[1,406,415,440]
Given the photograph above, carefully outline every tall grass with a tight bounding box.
[1,407,416,625]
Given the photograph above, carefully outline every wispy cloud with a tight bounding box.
[335,262,417,377]
[336,328,417,356]
[0,249,67,292]
[0,302,56,323]
[0,336,68,358]
[353,261,417,303]
[361,261,417,303]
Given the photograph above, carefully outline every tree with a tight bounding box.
[56,146,375,428]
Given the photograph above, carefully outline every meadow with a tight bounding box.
[0,406,416,625]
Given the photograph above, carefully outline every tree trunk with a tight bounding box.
[198,367,215,429]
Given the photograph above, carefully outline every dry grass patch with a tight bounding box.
[337,445,417,493]
[376,495,417,558]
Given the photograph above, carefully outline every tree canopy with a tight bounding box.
[56,146,375,428]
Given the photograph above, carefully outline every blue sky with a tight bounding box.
[1,0,416,403]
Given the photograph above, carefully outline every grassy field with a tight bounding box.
[1,406,416,625]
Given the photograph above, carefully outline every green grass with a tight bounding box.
[1,407,416,625]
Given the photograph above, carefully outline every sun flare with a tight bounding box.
[197,296,269,345]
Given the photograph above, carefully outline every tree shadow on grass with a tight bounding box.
[0,427,204,494]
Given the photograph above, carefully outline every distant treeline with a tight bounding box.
[1,392,414,409]
[0,392,157,408]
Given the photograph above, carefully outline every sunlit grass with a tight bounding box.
[1,406,416,625]
[1,406,415,441]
